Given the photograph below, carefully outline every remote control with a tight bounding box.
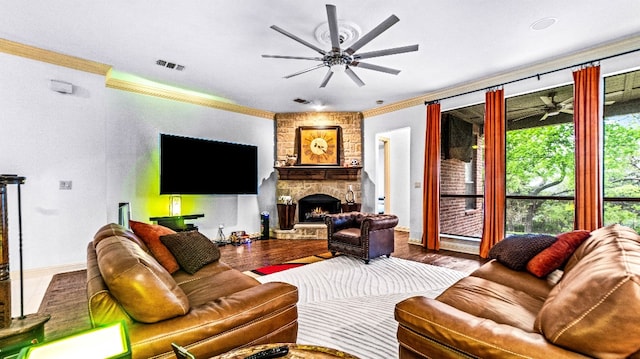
[244,345,289,359]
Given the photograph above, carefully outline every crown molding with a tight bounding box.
[362,34,640,119]
[0,38,111,75]
[4,34,639,120]
[1,38,274,119]
[106,75,275,119]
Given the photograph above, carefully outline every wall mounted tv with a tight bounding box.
[160,133,258,195]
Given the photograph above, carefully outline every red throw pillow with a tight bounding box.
[526,230,591,278]
[129,220,180,274]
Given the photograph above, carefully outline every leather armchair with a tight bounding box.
[325,212,399,264]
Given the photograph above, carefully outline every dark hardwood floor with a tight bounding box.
[218,230,488,274]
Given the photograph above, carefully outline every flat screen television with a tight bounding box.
[160,133,258,195]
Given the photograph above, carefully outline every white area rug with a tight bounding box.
[257,255,467,359]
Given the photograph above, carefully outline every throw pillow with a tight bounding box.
[488,233,557,271]
[129,220,180,274]
[161,230,220,274]
[526,230,591,278]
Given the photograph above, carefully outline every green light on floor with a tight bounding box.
[18,321,131,359]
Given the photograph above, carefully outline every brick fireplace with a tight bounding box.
[274,112,362,239]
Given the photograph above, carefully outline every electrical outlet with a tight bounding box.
[414,182,421,188]
[59,180,72,190]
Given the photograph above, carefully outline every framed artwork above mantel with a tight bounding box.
[296,126,341,166]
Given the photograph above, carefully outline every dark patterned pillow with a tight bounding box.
[160,231,220,274]
[488,234,558,271]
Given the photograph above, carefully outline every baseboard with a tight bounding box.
[11,262,86,280]
[406,236,480,255]
[440,237,480,255]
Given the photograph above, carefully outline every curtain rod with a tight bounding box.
[424,47,640,106]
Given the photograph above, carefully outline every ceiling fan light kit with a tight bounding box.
[262,4,419,88]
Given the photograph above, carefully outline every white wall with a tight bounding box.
[0,53,276,273]
[364,106,425,240]
[372,128,411,228]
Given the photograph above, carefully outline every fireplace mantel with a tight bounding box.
[276,166,361,181]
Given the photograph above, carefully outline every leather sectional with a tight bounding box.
[86,223,298,359]
[395,224,640,358]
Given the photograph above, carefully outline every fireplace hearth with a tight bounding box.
[298,194,341,223]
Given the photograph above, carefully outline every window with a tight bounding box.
[505,85,575,234]
[603,69,640,232]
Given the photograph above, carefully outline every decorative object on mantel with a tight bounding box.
[285,154,297,166]
[350,159,360,166]
[297,126,341,166]
[277,196,296,230]
[0,175,50,356]
[345,185,356,204]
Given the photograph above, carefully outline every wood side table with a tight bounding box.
[0,313,50,358]
[341,203,361,213]
[211,343,360,359]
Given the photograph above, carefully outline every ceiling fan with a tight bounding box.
[511,92,574,122]
[261,4,419,88]
[537,92,574,121]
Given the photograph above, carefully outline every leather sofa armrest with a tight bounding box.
[395,296,590,359]
[130,281,299,359]
[362,214,398,231]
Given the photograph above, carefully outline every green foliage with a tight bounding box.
[506,123,575,196]
[506,114,640,233]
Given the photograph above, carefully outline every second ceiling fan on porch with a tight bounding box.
[261,4,419,88]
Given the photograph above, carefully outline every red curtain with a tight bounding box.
[422,103,441,249]
[573,65,602,231]
[479,89,506,258]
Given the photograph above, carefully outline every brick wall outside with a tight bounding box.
[439,125,484,238]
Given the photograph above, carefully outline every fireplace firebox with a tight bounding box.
[298,194,341,223]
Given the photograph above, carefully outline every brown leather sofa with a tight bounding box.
[325,212,399,264]
[395,224,640,358]
[86,223,298,359]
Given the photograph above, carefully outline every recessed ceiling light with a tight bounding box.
[376,100,384,105]
[530,17,557,31]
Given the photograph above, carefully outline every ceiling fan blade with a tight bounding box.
[345,15,400,55]
[262,54,323,61]
[512,113,536,122]
[560,97,573,105]
[326,4,341,51]
[345,67,365,87]
[353,44,419,60]
[319,69,334,88]
[270,25,327,55]
[351,61,401,75]
[560,109,574,115]
[540,112,550,121]
[540,95,554,106]
[283,63,327,79]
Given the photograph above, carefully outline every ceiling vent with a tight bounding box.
[156,59,185,71]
